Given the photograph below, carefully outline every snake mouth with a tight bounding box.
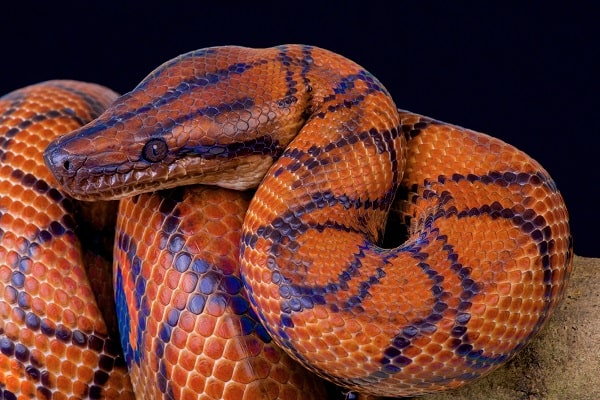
[54,167,175,201]
[46,149,276,201]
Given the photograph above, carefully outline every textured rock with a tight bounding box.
[407,255,600,400]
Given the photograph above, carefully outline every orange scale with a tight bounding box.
[196,314,218,338]
[178,311,198,334]
[329,344,349,359]
[237,382,270,400]
[232,360,263,384]
[503,325,518,340]
[339,336,360,353]
[522,299,538,315]
[0,306,10,327]
[164,343,181,366]
[363,323,382,338]
[0,263,9,281]
[473,333,493,349]
[518,313,534,328]
[204,220,230,237]
[523,268,538,283]
[424,342,443,356]
[304,322,324,339]
[3,252,21,270]
[21,203,38,219]
[181,386,203,400]
[400,362,423,376]
[80,349,99,368]
[73,381,90,398]
[24,220,44,239]
[63,273,80,294]
[65,341,84,363]
[0,207,14,227]
[294,335,319,355]
[0,163,12,176]
[50,339,67,359]
[323,332,343,348]
[507,312,523,326]
[548,254,562,271]
[18,327,34,347]
[551,269,566,286]
[469,300,487,317]
[543,196,558,210]
[223,315,252,341]
[56,375,73,394]
[294,323,317,344]
[510,283,524,297]
[436,349,455,363]
[142,229,157,248]
[40,361,59,387]
[172,290,192,313]
[479,319,498,336]
[8,185,25,201]
[402,345,424,359]
[214,360,236,382]
[47,267,66,289]
[21,273,40,296]
[509,297,523,314]
[341,317,364,335]
[5,371,23,392]
[46,303,63,320]
[5,307,25,331]
[160,268,181,290]
[523,282,539,299]
[170,328,189,351]
[61,309,78,328]
[483,293,500,307]
[414,353,434,366]
[159,249,174,269]
[361,343,385,359]
[205,294,228,317]
[21,381,37,397]
[220,338,247,362]
[170,365,191,389]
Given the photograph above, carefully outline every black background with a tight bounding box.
[1,2,596,256]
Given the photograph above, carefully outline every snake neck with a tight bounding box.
[43,45,400,202]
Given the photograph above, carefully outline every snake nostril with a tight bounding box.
[43,144,82,178]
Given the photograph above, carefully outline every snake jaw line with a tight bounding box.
[52,152,275,201]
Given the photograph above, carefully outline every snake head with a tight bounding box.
[44,46,312,200]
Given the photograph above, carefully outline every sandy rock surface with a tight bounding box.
[402,255,599,400]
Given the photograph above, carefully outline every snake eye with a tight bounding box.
[142,138,168,162]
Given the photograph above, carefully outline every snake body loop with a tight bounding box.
[41,45,572,398]
[0,81,134,399]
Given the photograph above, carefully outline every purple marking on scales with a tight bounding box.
[180,134,282,160]
[242,166,565,386]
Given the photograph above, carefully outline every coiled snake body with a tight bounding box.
[2,45,571,398]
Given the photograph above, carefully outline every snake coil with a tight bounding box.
[1,45,572,399]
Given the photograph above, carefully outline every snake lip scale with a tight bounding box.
[3,44,571,398]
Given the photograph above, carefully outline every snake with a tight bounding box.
[0,82,328,399]
[0,81,135,399]
[3,44,572,399]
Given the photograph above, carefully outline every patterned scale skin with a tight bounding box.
[0,81,134,399]
[44,45,573,397]
[114,185,329,399]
